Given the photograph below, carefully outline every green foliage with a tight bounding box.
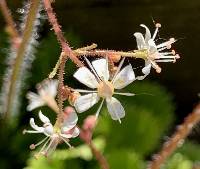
[106,149,144,169]
[164,153,193,169]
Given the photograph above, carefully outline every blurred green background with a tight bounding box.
[0,0,200,169]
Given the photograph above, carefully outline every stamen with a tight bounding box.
[150,60,161,73]
[156,41,172,50]
[152,23,161,40]
[34,137,51,159]
[95,99,104,119]
[29,136,49,150]
[23,129,43,134]
[42,138,55,157]
[83,56,101,82]
[60,137,72,148]
[114,92,135,96]
[155,59,176,63]
[111,57,125,83]
[73,89,97,93]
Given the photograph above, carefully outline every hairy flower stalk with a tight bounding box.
[23,110,79,157]
[73,57,136,123]
[0,0,42,119]
[134,23,180,80]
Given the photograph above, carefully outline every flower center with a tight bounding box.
[97,81,114,99]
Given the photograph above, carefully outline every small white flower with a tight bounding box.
[26,79,59,113]
[73,57,135,123]
[134,23,180,80]
[23,110,79,157]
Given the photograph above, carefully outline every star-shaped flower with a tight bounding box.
[73,57,135,123]
[134,23,180,80]
[23,110,79,157]
[26,79,59,113]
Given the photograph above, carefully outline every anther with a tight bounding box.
[175,54,180,59]
[23,129,27,135]
[169,38,175,43]
[171,50,176,55]
[30,144,36,150]
[155,23,161,28]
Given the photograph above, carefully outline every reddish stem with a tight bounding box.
[0,0,20,45]
[79,129,110,169]
[42,0,83,67]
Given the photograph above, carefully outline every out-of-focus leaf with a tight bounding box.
[53,136,105,161]
[106,149,144,169]
[164,153,193,169]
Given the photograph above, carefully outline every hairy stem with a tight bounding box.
[148,103,200,169]
[5,0,41,119]
[74,49,139,58]
[42,0,83,67]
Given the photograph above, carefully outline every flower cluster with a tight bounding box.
[23,109,79,157]
[24,23,179,157]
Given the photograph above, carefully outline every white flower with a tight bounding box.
[26,79,59,113]
[23,110,79,157]
[73,57,135,123]
[134,23,180,80]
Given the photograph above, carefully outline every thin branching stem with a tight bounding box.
[74,49,139,58]
[148,103,200,169]
[42,0,83,67]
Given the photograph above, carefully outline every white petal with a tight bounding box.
[73,67,98,89]
[142,61,151,75]
[62,111,78,131]
[43,124,54,136]
[136,61,151,80]
[30,118,44,132]
[134,32,146,50]
[140,24,151,43]
[113,64,135,89]
[39,110,50,123]
[74,93,100,113]
[26,92,45,111]
[106,97,125,122]
[48,80,58,97]
[92,58,109,81]
[38,80,58,97]
[148,39,157,52]
[61,127,80,139]
[71,127,80,138]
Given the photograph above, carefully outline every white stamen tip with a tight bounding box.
[23,129,27,134]
[176,54,180,59]
[156,23,161,28]
[166,44,172,49]
[171,50,176,55]
[30,144,36,150]
[156,67,162,73]
[169,38,175,43]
